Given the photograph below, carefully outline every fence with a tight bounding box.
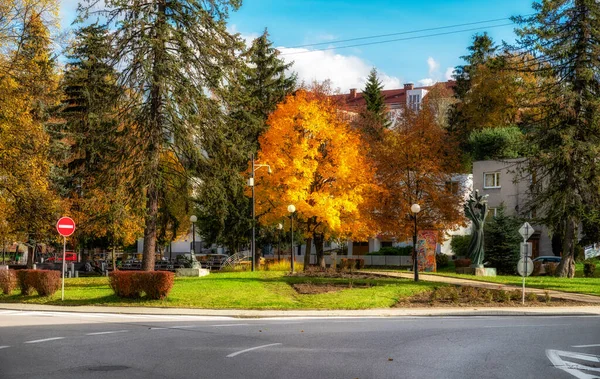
[305,255,412,267]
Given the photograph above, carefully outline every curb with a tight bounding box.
[1,303,600,318]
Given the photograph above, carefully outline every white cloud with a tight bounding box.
[417,78,436,87]
[445,67,455,80]
[278,47,401,92]
[427,57,440,77]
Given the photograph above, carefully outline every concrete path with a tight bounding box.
[364,270,600,304]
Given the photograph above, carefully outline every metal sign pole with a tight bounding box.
[62,236,66,301]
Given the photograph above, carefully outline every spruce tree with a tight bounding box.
[484,206,522,275]
[514,0,600,277]
[196,29,296,253]
[79,0,243,270]
[360,68,390,131]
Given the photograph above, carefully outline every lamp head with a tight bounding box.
[410,204,421,214]
[189,215,197,223]
[287,204,296,213]
[277,223,283,230]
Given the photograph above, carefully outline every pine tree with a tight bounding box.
[360,68,390,131]
[80,0,243,270]
[513,0,600,277]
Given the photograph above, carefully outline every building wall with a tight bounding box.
[473,159,553,257]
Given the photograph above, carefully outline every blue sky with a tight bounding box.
[60,0,534,92]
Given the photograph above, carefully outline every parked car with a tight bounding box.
[532,255,561,275]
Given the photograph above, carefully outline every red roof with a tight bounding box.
[331,81,455,110]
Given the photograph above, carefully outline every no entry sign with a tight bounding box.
[56,217,76,237]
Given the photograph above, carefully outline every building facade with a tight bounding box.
[472,159,553,257]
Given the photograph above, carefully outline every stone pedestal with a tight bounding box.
[176,268,210,277]
[456,267,497,277]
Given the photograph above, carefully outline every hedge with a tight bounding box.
[16,270,60,297]
[109,271,175,300]
[367,246,413,256]
[0,269,17,295]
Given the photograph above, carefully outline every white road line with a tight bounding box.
[86,330,129,336]
[227,343,282,358]
[210,324,251,327]
[24,337,65,344]
[0,346,10,349]
[546,349,600,379]
[572,344,600,348]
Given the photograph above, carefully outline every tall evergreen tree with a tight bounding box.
[196,29,296,253]
[80,0,243,270]
[514,0,600,277]
[360,68,390,131]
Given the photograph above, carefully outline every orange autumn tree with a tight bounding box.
[372,102,465,244]
[253,90,377,269]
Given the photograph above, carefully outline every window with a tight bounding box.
[484,172,501,188]
[486,207,498,220]
[445,181,460,194]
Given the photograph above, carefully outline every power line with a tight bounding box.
[280,23,514,55]
[289,16,525,49]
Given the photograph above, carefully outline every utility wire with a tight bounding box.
[281,23,514,55]
[289,16,527,49]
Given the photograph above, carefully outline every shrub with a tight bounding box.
[140,271,175,300]
[109,271,175,299]
[340,258,364,270]
[436,254,449,268]
[109,271,143,298]
[450,235,471,257]
[526,292,538,302]
[545,262,558,276]
[0,270,17,295]
[532,261,543,276]
[584,261,596,277]
[16,270,36,295]
[32,270,60,296]
[454,258,471,268]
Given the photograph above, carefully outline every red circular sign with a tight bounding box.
[56,217,76,237]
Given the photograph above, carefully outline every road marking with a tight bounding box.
[573,344,600,348]
[227,343,282,358]
[86,330,129,336]
[0,346,9,349]
[210,324,251,327]
[546,349,600,379]
[25,337,65,344]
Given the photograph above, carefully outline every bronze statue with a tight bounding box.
[464,189,489,268]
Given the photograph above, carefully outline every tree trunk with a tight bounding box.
[26,240,34,269]
[142,183,158,271]
[112,245,116,271]
[303,237,312,270]
[556,217,576,278]
[314,233,325,269]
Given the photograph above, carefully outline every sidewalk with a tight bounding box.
[364,271,600,304]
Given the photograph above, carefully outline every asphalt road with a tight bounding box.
[0,311,599,379]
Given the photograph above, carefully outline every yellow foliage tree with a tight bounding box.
[253,90,377,268]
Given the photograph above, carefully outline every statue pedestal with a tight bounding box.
[456,267,496,277]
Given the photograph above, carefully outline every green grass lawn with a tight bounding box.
[0,271,438,310]
[419,261,600,296]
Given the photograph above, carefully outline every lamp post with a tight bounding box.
[287,205,296,273]
[248,153,271,272]
[190,215,197,268]
[277,223,283,262]
[411,203,421,282]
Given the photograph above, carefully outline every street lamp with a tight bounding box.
[277,222,283,262]
[248,153,271,272]
[411,203,421,282]
[190,215,198,268]
[287,204,296,273]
